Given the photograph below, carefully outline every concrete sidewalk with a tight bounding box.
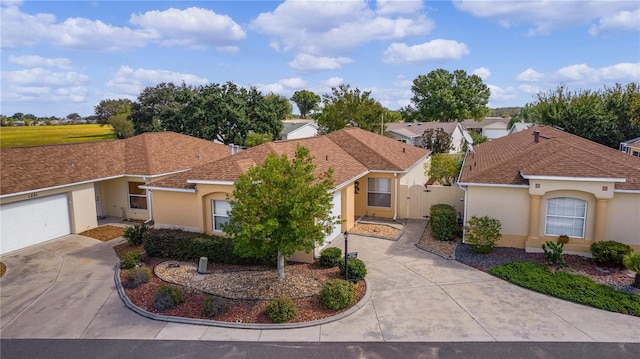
[1,221,639,342]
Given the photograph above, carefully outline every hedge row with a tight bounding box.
[142,229,264,265]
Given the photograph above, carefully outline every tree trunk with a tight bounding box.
[277,250,285,279]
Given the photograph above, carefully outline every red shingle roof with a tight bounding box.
[1,132,231,195]
[459,126,640,190]
[151,128,429,190]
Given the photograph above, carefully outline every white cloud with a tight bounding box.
[589,8,640,35]
[382,39,470,65]
[255,77,307,94]
[555,63,596,82]
[472,66,491,80]
[516,68,545,82]
[130,7,246,49]
[2,68,89,86]
[106,66,209,96]
[8,55,72,70]
[289,53,353,72]
[251,0,434,55]
[376,0,424,15]
[1,4,244,51]
[323,77,345,87]
[217,46,240,53]
[453,0,638,35]
[279,77,306,88]
[598,62,640,80]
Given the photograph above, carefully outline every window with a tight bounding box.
[367,178,391,208]
[545,197,587,238]
[212,200,231,232]
[128,182,147,210]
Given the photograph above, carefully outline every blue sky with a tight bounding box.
[1,0,639,118]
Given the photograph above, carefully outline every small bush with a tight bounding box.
[463,215,502,254]
[338,258,367,282]
[123,223,149,245]
[590,241,632,267]
[125,266,152,289]
[119,251,142,269]
[542,240,565,265]
[623,252,640,273]
[320,247,343,267]
[154,285,185,311]
[202,296,229,318]
[430,204,457,241]
[320,279,355,310]
[264,296,297,323]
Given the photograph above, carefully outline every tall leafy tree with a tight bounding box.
[317,84,387,134]
[408,69,491,122]
[224,145,337,279]
[421,128,453,154]
[426,154,463,186]
[95,99,133,125]
[530,83,640,148]
[291,90,320,119]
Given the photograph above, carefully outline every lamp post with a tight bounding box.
[344,231,348,281]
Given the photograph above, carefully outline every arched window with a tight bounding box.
[545,197,587,238]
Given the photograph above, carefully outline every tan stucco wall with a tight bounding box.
[341,184,355,231]
[605,192,640,251]
[466,186,530,236]
[152,190,201,232]
[529,179,616,199]
[354,173,396,219]
[100,176,149,220]
[69,183,98,233]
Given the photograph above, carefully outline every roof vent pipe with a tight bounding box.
[533,131,540,143]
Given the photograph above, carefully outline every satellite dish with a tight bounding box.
[462,130,474,144]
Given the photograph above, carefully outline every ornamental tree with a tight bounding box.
[223,145,338,279]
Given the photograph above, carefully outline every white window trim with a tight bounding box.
[127,181,147,210]
[367,178,392,208]
[212,200,230,232]
[544,197,587,238]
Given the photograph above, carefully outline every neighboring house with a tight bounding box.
[458,126,640,255]
[620,137,640,157]
[0,132,232,254]
[459,117,510,140]
[385,122,465,153]
[145,128,430,262]
[280,121,318,140]
[508,122,534,135]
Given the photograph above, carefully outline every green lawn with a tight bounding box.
[0,124,117,147]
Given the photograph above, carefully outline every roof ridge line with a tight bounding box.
[331,129,402,171]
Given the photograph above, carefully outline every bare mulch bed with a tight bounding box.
[350,223,401,239]
[80,225,125,242]
[115,243,366,324]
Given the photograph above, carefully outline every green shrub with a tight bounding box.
[623,252,640,273]
[119,251,142,269]
[489,261,640,316]
[338,258,367,282]
[264,296,297,323]
[463,215,502,254]
[202,296,228,318]
[320,279,355,310]
[430,204,457,241]
[320,247,343,267]
[542,240,565,265]
[123,223,149,245]
[153,285,185,311]
[590,241,632,267]
[142,229,262,265]
[125,266,152,289]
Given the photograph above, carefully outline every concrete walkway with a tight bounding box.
[1,221,639,342]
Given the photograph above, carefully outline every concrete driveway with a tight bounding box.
[1,222,639,342]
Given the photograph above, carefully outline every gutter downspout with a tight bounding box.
[393,173,398,221]
[145,189,153,224]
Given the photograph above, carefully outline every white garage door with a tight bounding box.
[322,191,342,248]
[1,193,71,254]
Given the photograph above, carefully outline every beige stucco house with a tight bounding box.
[0,132,231,254]
[145,128,429,261]
[458,126,640,255]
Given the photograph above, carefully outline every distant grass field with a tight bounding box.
[0,124,117,147]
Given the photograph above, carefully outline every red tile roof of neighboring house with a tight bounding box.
[150,127,429,190]
[459,126,640,190]
[1,132,231,196]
